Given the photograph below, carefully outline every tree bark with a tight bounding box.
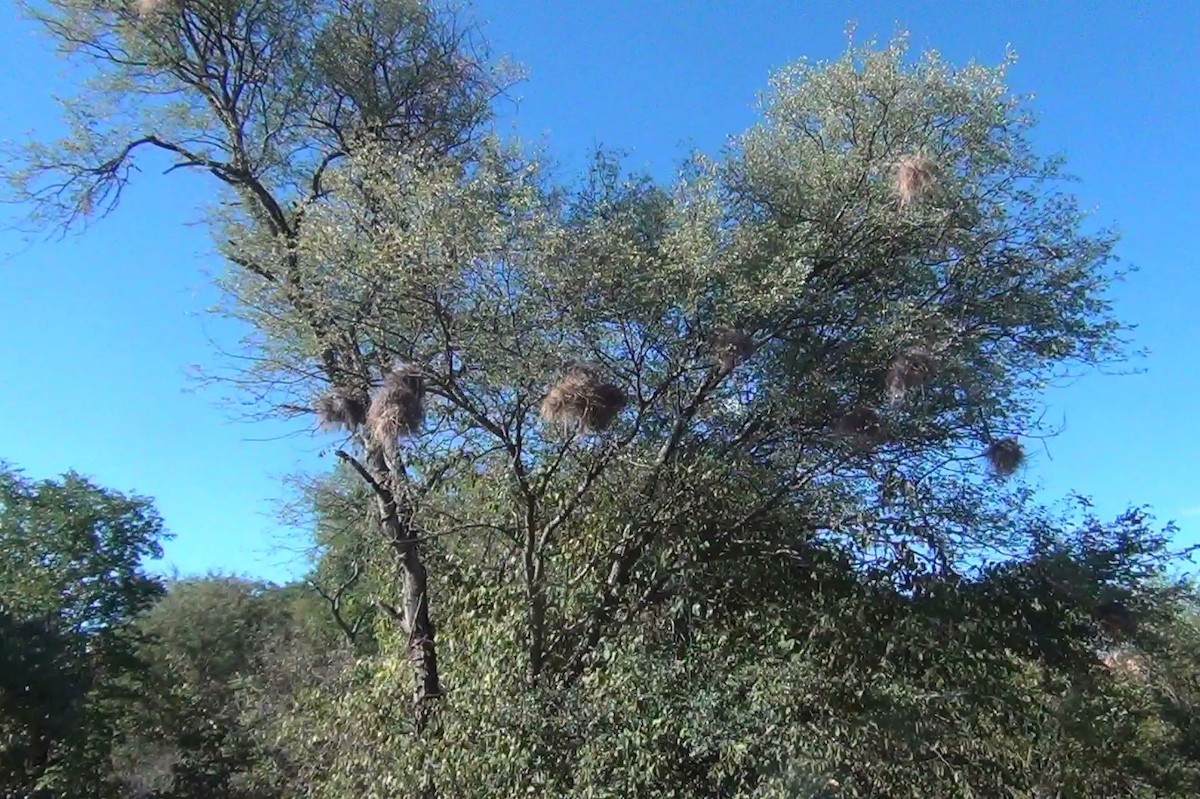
[381,506,442,731]
[525,551,546,679]
[340,447,442,732]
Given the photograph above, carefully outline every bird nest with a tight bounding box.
[885,348,936,403]
[894,153,938,207]
[315,387,368,431]
[985,437,1024,477]
[540,364,626,432]
[135,0,169,17]
[367,366,425,444]
[1096,600,1138,640]
[712,328,756,374]
[834,405,884,444]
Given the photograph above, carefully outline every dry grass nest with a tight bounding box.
[367,366,425,444]
[885,348,936,403]
[834,405,884,442]
[135,0,167,16]
[540,365,626,432]
[1097,600,1138,639]
[894,153,938,207]
[315,387,368,431]
[985,437,1024,477]
[712,328,756,374]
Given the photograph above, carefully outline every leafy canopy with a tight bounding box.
[3,1,1184,795]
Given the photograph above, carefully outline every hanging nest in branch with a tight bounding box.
[1096,599,1138,640]
[135,0,167,16]
[894,153,938,207]
[834,405,884,444]
[315,387,368,431]
[985,437,1024,477]
[540,364,626,432]
[712,328,757,374]
[367,366,425,444]
[885,348,936,403]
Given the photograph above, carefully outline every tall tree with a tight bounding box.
[0,464,166,798]
[9,0,513,736]
[8,4,1153,792]
[195,31,1127,697]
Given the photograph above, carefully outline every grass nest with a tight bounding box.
[885,348,936,403]
[834,405,884,444]
[1096,599,1138,640]
[985,437,1024,477]
[540,364,626,432]
[894,153,938,207]
[135,0,167,16]
[712,328,756,374]
[315,387,368,431]
[367,366,425,445]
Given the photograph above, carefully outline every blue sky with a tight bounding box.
[1,1,1196,583]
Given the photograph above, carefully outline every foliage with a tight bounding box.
[112,575,349,799]
[9,0,517,229]
[0,465,166,629]
[271,502,1200,799]
[6,1,1196,796]
[0,611,93,798]
[0,464,166,798]
[300,465,386,653]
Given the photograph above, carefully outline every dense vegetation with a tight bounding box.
[3,1,1198,796]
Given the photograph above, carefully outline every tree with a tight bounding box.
[0,611,92,798]
[278,498,1200,798]
[8,0,513,741]
[204,29,1125,716]
[112,575,346,799]
[0,464,167,798]
[7,2,1163,793]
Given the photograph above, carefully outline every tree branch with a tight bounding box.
[309,560,364,644]
[335,449,391,503]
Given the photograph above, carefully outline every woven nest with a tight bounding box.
[834,406,883,442]
[540,365,625,432]
[712,328,756,374]
[1096,600,1137,639]
[985,437,1024,477]
[367,366,425,444]
[135,0,166,16]
[885,348,936,403]
[315,387,368,431]
[894,154,938,207]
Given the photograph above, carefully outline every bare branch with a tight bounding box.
[309,560,365,643]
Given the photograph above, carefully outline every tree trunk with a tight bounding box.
[377,495,441,733]
[359,443,442,734]
[526,553,546,679]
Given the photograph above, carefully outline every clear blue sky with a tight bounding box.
[1,1,1196,583]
